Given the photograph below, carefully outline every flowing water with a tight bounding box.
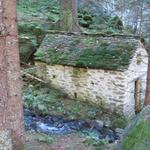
[24,109,121,143]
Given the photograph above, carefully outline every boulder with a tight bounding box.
[19,35,37,62]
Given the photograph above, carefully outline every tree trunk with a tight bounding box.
[0,0,24,149]
[144,38,150,105]
[59,0,80,32]
[138,1,144,35]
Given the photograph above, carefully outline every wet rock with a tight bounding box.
[78,119,86,128]
[104,117,112,127]
[36,122,72,135]
[115,128,124,134]
[67,121,82,130]
[105,130,116,143]
[24,110,40,131]
[24,109,119,143]
[44,116,54,125]
[51,115,63,123]
[95,120,104,131]
[115,128,124,139]
[24,109,36,117]
[84,120,95,129]
[37,122,60,134]
[82,129,101,140]
[24,116,37,131]
[87,110,97,119]
[54,122,64,128]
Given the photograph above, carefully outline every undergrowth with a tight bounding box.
[23,81,127,128]
[123,120,150,150]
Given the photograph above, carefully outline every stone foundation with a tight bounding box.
[36,62,126,115]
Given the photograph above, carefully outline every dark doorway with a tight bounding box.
[74,92,77,99]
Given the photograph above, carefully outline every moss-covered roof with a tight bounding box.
[35,33,139,71]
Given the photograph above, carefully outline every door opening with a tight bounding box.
[134,79,142,114]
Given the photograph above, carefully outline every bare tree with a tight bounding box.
[115,0,150,35]
[59,0,80,32]
[0,0,24,149]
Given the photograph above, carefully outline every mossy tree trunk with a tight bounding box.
[0,0,24,149]
[59,0,80,32]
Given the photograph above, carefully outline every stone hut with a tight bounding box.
[35,33,148,118]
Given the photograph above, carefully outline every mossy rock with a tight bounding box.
[18,23,37,33]
[109,16,123,30]
[83,15,93,21]
[78,10,93,28]
[79,19,91,28]
[19,35,37,62]
[18,22,45,36]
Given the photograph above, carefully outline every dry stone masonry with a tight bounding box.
[35,33,148,118]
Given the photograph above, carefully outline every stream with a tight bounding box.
[24,109,122,143]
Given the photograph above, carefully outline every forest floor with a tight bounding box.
[22,77,150,150]
[25,131,118,150]
[22,73,123,150]
[25,132,94,150]
[25,120,150,150]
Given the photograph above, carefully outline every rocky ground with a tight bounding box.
[25,132,94,150]
[25,131,118,150]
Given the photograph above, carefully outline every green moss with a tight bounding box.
[47,12,60,22]
[17,0,59,17]
[51,6,60,14]
[109,16,123,30]
[123,120,150,150]
[34,50,46,60]
[72,68,87,78]
[18,23,45,36]
[35,34,136,71]
[72,68,82,77]
[19,34,37,62]
[83,15,93,21]
[76,44,133,69]
[111,116,128,128]
[78,11,93,28]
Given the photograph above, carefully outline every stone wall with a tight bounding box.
[35,45,148,118]
[36,62,126,114]
[124,45,148,118]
